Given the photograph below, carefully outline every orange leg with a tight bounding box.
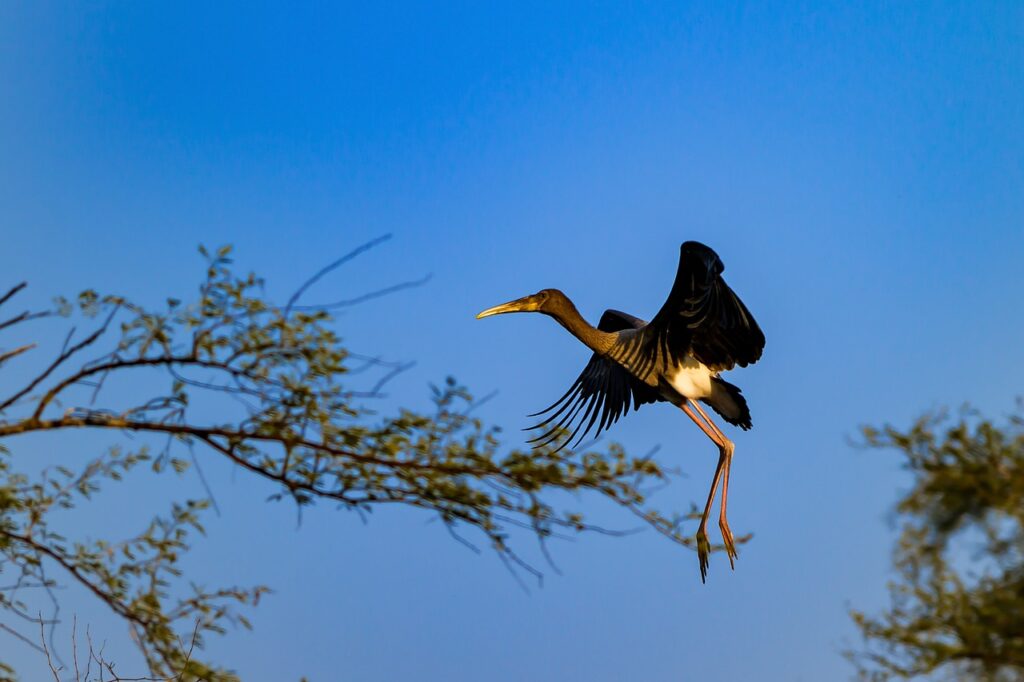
[691,401,737,568]
[679,400,736,582]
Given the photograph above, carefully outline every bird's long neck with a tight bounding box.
[546,298,616,355]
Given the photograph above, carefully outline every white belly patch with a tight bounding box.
[667,357,715,400]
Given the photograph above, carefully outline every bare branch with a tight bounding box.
[284,233,392,317]
[39,616,62,682]
[0,621,46,654]
[0,282,27,308]
[0,343,35,367]
[0,309,51,333]
[294,273,432,311]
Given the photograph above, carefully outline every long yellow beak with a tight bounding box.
[476,296,535,319]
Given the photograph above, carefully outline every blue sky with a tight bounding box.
[1,3,1022,680]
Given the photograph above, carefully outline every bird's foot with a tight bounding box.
[719,518,738,570]
[696,528,711,583]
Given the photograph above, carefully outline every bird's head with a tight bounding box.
[476,288,566,319]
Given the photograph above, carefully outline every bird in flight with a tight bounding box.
[476,241,765,581]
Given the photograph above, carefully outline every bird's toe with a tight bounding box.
[719,520,738,570]
[696,530,712,583]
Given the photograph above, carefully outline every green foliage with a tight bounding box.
[849,408,1024,681]
[0,244,701,679]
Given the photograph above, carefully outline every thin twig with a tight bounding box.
[73,614,80,682]
[0,621,46,654]
[39,615,62,682]
[0,309,51,333]
[185,438,220,516]
[0,304,120,414]
[0,281,27,308]
[0,343,35,366]
[284,234,392,317]
[344,361,415,399]
[293,274,432,311]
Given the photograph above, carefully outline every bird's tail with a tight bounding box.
[702,377,752,430]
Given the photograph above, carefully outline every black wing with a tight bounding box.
[645,241,764,372]
[527,309,663,451]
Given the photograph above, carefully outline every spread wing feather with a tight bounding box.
[645,241,765,372]
[527,309,662,451]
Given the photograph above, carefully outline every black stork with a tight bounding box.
[476,241,764,581]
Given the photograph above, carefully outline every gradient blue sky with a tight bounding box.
[2,3,1023,680]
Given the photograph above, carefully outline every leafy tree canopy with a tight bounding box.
[849,407,1024,681]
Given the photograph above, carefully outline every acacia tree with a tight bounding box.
[849,408,1024,681]
[0,241,702,681]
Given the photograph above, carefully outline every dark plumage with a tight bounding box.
[526,309,661,449]
[646,241,764,372]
